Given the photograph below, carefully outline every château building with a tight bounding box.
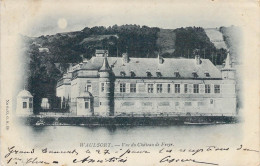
[56,50,236,117]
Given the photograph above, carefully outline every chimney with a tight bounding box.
[158,54,163,64]
[122,53,129,63]
[195,55,201,65]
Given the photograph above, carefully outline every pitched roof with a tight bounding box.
[80,56,222,79]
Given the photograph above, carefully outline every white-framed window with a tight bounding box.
[175,84,180,93]
[214,85,220,93]
[101,83,105,92]
[120,83,126,92]
[184,84,188,93]
[205,84,211,93]
[130,83,136,93]
[167,84,171,93]
[193,84,199,93]
[157,84,162,93]
[23,102,27,108]
[147,84,154,93]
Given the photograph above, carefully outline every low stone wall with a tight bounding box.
[22,116,239,126]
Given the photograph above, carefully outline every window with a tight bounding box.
[167,84,171,93]
[157,84,162,93]
[192,71,198,78]
[101,83,105,92]
[23,102,27,108]
[193,84,199,93]
[156,72,162,78]
[146,71,152,78]
[174,71,180,78]
[85,102,89,109]
[175,84,180,93]
[205,72,210,77]
[29,98,33,108]
[205,84,211,93]
[147,84,153,93]
[130,83,136,93]
[184,84,188,93]
[214,85,220,93]
[130,71,135,78]
[120,83,126,92]
[120,71,126,77]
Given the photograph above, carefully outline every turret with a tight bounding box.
[221,52,235,79]
[98,56,113,116]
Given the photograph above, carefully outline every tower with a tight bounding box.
[221,52,235,79]
[16,90,33,115]
[98,56,113,116]
[76,91,93,116]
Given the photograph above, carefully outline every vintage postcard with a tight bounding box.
[1,0,259,165]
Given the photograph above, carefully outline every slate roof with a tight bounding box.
[79,57,222,79]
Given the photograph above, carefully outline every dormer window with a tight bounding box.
[130,71,135,78]
[120,71,126,77]
[174,71,180,78]
[204,71,210,77]
[192,71,198,78]
[156,72,162,78]
[146,71,152,78]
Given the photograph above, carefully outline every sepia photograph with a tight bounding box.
[1,0,259,165]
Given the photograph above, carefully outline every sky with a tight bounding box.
[20,0,248,37]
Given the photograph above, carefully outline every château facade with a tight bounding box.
[56,50,236,117]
